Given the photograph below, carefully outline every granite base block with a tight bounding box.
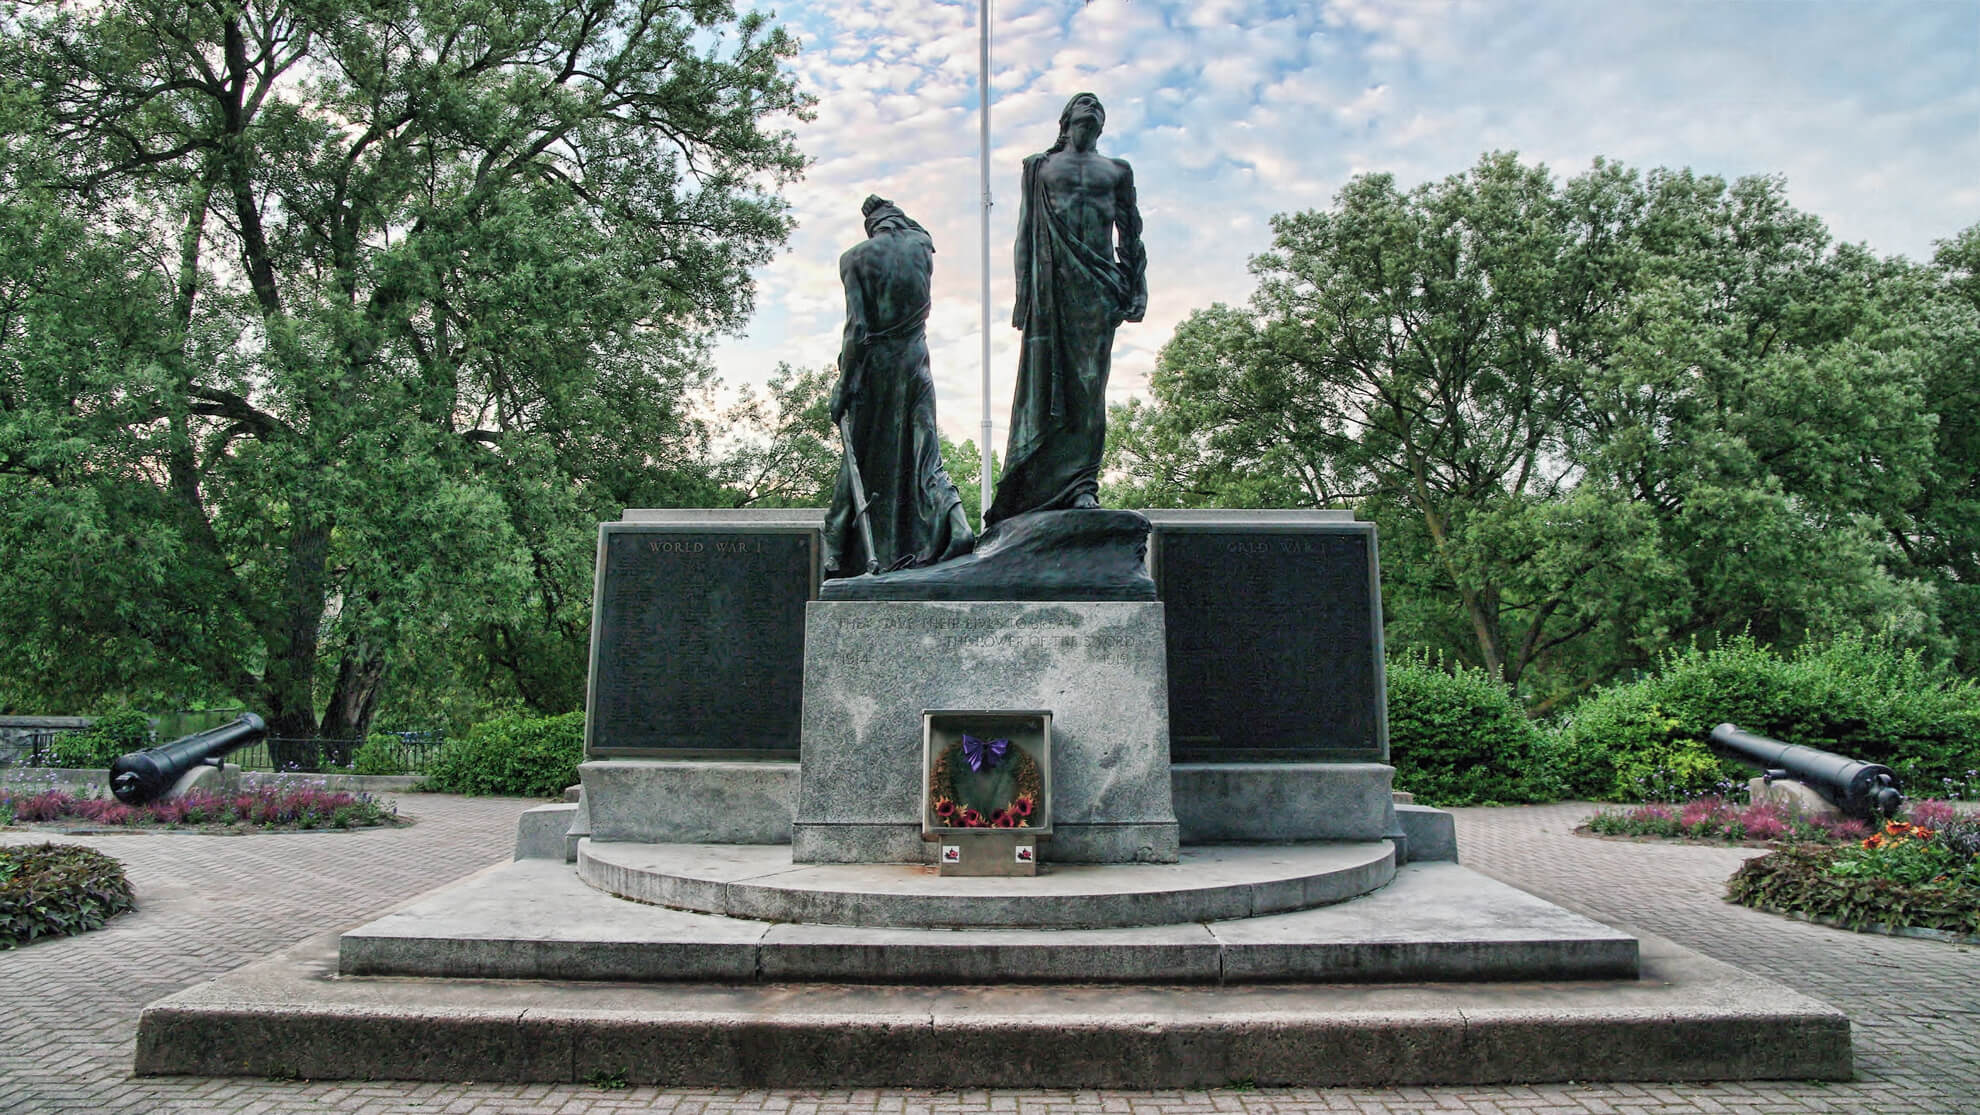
[1171,763,1395,843]
[795,601,1179,864]
[1396,804,1458,863]
[574,842,1394,931]
[168,761,240,799]
[514,803,580,861]
[791,821,1183,866]
[580,760,795,845]
[346,857,1609,983]
[791,822,934,865]
[1748,776,1842,819]
[138,920,1849,1085]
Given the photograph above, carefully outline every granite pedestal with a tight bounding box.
[578,759,796,844]
[793,600,1179,864]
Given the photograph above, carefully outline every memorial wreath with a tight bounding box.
[929,733,1043,829]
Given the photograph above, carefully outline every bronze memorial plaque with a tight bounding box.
[586,524,816,758]
[1151,519,1386,762]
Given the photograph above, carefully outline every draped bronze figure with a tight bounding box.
[986,92,1146,527]
[822,196,975,578]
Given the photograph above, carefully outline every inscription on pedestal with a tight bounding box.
[795,600,1179,864]
[1150,517,1386,762]
[586,522,816,757]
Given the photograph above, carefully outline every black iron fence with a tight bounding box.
[16,730,82,768]
[229,734,447,775]
[8,728,446,775]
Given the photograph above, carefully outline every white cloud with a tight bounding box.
[717,0,1980,447]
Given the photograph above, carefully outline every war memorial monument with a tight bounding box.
[133,95,1851,1089]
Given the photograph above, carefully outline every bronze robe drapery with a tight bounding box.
[986,150,1145,527]
[822,221,974,577]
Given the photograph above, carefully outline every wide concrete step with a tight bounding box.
[141,923,1849,1087]
[340,859,1639,985]
[575,840,1398,929]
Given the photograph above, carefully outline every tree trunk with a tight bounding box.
[319,637,388,764]
[260,517,331,767]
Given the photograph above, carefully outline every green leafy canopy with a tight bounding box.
[1109,152,1979,702]
[0,0,811,730]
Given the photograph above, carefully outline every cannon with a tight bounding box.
[109,713,267,805]
[1708,722,1902,821]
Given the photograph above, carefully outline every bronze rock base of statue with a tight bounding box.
[818,509,1154,602]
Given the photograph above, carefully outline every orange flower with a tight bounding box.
[1862,836,1882,849]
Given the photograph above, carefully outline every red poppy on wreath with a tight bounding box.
[928,736,1045,831]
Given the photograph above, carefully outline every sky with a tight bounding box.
[714,0,1980,447]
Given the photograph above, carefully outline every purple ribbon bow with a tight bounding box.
[960,733,1011,773]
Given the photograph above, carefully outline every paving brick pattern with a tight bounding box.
[2,796,1975,1114]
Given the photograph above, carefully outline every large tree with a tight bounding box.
[1888,226,1980,673]
[0,0,807,737]
[1110,154,1954,701]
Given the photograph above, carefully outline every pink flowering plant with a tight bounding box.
[1584,794,1872,845]
[0,786,399,831]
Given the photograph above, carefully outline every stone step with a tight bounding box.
[339,859,1639,985]
[574,840,1400,929]
[142,921,1847,1087]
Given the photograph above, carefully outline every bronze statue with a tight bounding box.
[822,196,975,578]
[986,92,1146,527]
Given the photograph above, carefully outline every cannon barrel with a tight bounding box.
[1708,722,1902,820]
[109,713,267,805]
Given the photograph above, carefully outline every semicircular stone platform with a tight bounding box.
[575,840,1397,929]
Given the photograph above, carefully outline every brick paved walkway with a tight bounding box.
[2,796,1975,1114]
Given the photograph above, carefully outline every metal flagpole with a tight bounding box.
[977,0,995,531]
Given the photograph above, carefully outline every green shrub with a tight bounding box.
[1387,653,1558,806]
[45,708,154,768]
[0,843,136,948]
[351,733,409,775]
[1554,633,1980,801]
[1553,682,1737,800]
[423,711,584,798]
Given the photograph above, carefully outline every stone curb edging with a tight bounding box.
[1742,901,1980,946]
[0,767,425,795]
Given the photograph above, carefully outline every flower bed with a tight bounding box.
[1582,795,1874,844]
[0,843,136,948]
[0,786,401,832]
[1727,806,1980,938]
